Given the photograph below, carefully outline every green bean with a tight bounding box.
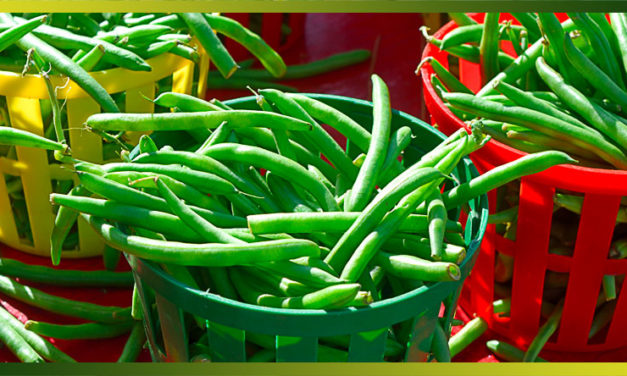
[431,322,451,362]
[449,317,488,358]
[443,90,627,169]
[76,44,106,71]
[70,13,102,37]
[0,305,75,362]
[126,40,177,59]
[476,18,575,96]
[510,13,542,42]
[610,13,627,80]
[537,13,589,92]
[380,126,412,178]
[117,321,146,362]
[0,257,132,287]
[50,185,89,265]
[601,275,617,301]
[50,195,242,243]
[241,266,315,297]
[98,24,173,45]
[589,300,617,339]
[101,162,237,195]
[154,92,223,112]
[85,214,320,267]
[426,188,447,261]
[0,14,119,113]
[203,13,286,78]
[523,299,564,362]
[417,57,473,94]
[479,13,501,86]
[439,22,525,51]
[486,339,547,362]
[537,55,627,151]
[564,33,627,112]
[0,274,131,323]
[384,234,466,264]
[0,127,65,150]
[288,93,372,152]
[610,237,627,259]
[265,173,315,213]
[324,167,444,272]
[21,20,151,72]
[155,177,242,244]
[25,320,134,340]
[442,151,576,209]
[373,252,461,282]
[86,110,312,132]
[345,75,391,211]
[0,15,46,53]
[488,206,518,224]
[124,14,158,27]
[493,80,589,130]
[202,143,338,211]
[448,13,477,26]
[0,314,44,363]
[235,49,370,81]
[505,129,604,162]
[168,42,199,62]
[568,13,625,90]
[256,260,345,288]
[260,88,357,182]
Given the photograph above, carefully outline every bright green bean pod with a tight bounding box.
[564,33,627,111]
[168,43,199,62]
[85,214,320,267]
[76,44,106,71]
[439,23,525,51]
[259,88,357,182]
[487,339,547,362]
[201,143,338,211]
[203,13,286,78]
[154,92,223,112]
[589,300,617,339]
[384,234,466,264]
[256,260,345,288]
[179,13,237,78]
[426,187,447,261]
[0,305,75,362]
[155,177,243,244]
[0,274,131,324]
[345,74,391,211]
[265,173,315,213]
[610,13,627,80]
[86,110,312,132]
[0,257,132,287]
[50,185,89,266]
[234,49,370,81]
[416,57,473,94]
[510,13,542,42]
[25,320,134,340]
[443,90,627,169]
[449,317,488,358]
[0,127,65,150]
[0,314,44,363]
[523,300,564,362]
[373,252,461,282]
[535,55,627,153]
[117,321,146,362]
[0,15,46,53]
[479,13,500,86]
[448,13,477,26]
[443,151,576,209]
[126,40,177,60]
[241,266,315,297]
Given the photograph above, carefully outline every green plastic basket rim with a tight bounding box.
[127,93,490,337]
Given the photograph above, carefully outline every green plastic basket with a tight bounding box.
[126,94,489,362]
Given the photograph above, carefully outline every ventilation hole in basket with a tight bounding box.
[4,174,33,247]
[248,14,263,35]
[587,275,621,345]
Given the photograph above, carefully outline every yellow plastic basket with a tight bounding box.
[0,46,209,258]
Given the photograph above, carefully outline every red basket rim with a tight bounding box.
[420,14,627,195]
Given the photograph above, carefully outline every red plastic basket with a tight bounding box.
[420,13,627,352]
[221,13,305,61]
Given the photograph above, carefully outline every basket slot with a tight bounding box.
[346,327,387,362]
[207,321,246,362]
[557,194,621,347]
[0,173,19,243]
[606,273,627,344]
[7,96,54,251]
[0,157,26,175]
[510,178,554,344]
[276,335,318,362]
[155,292,189,361]
[404,302,440,362]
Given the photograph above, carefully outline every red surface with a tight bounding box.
[421,13,627,354]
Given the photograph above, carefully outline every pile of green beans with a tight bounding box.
[421,12,627,360]
[0,12,287,251]
[48,73,573,361]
